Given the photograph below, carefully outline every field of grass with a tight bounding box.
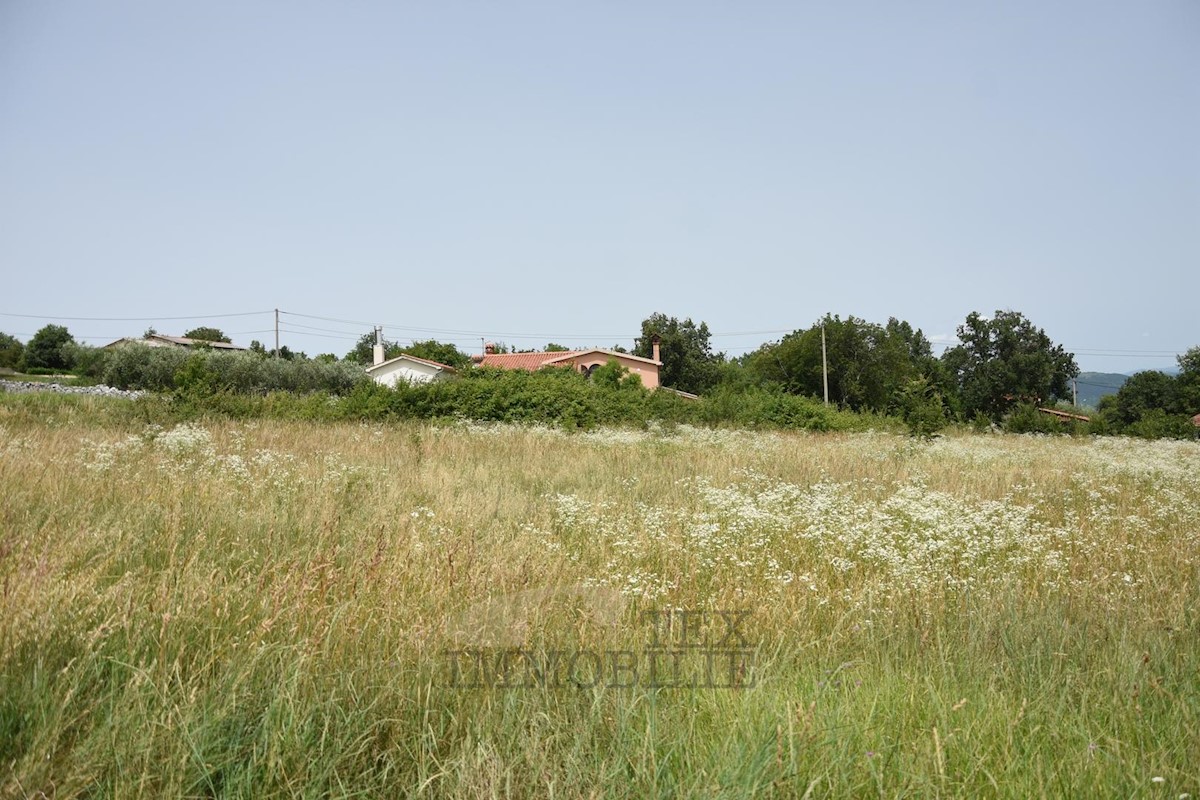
[2,392,1198,798]
[0,371,84,385]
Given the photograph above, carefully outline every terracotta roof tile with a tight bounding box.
[477,349,662,371]
[478,352,582,370]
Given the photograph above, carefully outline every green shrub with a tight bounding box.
[1003,403,1073,435]
[96,344,368,395]
[1125,409,1196,440]
[896,377,948,439]
[19,325,75,371]
[32,348,909,433]
[0,332,23,369]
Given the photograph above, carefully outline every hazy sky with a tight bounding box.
[2,1,1196,373]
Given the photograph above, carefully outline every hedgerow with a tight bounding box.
[88,344,367,395]
[37,345,893,432]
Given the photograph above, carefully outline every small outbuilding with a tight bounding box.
[103,333,247,351]
[366,353,456,387]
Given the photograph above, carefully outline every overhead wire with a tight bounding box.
[0,310,272,322]
[2,308,1193,359]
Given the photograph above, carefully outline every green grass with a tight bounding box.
[0,370,85,384]
[1,393,1198,797]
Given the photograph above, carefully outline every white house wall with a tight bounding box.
[371,361,445,387]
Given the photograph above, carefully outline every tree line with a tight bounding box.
[3,311,1197,438]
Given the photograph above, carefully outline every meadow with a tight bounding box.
[1,393,1198,798]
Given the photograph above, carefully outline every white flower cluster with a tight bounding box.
[1081,436,1200,484]
[557,472,1073,601]
[0,425,34,457]
[80,434,148,472]
[446,418,791,451]
[76,422,355,493]
[153,422,215,456]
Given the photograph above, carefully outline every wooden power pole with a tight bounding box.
[821,324,829,406]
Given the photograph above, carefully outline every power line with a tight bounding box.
[281,320,369,336]
[1069,352,1178,359]
[0,310,272,322]
[280,311,639,340]
[277,327,362,342]
[2,306,1192,358]
[278,310,795,341]
[1071,347,1181,354]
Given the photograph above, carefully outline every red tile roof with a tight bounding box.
[477,349,662,371]
[477,351,583,370]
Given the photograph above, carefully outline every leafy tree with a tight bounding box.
[941,310,1078,421]
[183,326,231,343]
[400,340,471,370]
[345,331,403,365]
[1125,408,1196,440]
[1095,349,1200,435]
[271,346,307,361]
[1178,346,1200,376]
[63,342,106,378]
[0,332,24,369]
[633,313,723,395]
[745,315,939,412]
[20,324,76,371]
[1174,346,1200,416]
[1107,370,1177,425]
[345,334,469,369]
[249,340,268,356]
[544,343,570,352]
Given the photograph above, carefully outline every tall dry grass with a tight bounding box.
[1,393,1198,797]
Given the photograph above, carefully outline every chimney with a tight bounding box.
[651,334,661,363]
[372,326,385,366]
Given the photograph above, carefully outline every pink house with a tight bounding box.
[472,337,663,390]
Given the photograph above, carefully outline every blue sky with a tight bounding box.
[2,1,1196,373]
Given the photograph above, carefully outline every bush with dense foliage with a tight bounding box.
[1090,349,1200,439]
[182,326,231,343]
[0,332,24,369]
[1002,403,1082,435]
[746,315,941,414]
[82,343,369,395]
[942,310,1078,422]
[19,324,76,371]
[895,377,948,438]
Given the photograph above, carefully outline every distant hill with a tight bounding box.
[1074,372,1128,408]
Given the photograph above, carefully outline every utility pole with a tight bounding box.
[274,308,280,358]
[821,324,829,406]
[1073,378,1078,408]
